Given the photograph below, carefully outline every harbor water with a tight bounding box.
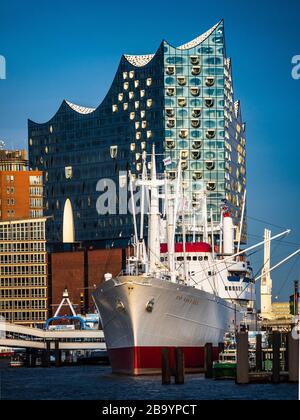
[0,360,297,400]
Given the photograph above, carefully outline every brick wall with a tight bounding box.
[49,248,124,316]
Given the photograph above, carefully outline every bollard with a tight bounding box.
[255,334,262,372]
[272,331,281,384]
[161,348,171,385]
[174,348,185,385]
[288,331,299,383]
[236,332,249,384]
[204,343,213,379]
[55,340,61,367]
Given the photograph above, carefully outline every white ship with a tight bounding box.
[93,148,293,375]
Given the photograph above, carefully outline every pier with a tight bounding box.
[0,319,106,366]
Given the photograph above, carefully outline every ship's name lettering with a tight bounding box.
[176,295,199,305]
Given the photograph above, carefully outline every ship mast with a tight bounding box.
[148,145,162,275]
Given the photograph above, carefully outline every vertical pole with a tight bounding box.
[84,248,89,314]
[236,332,249,384]
[174,348,185,385]
[294,281,299,317]
[256,334,262,372]
[288,331,299,383]
[55,340,61,367]
[46,340,51,367]
[284,333,289,372]
[31,349,37,368]
[272,331,281,384]
[161,348,171,385]
[25,348,30,368]
[204,343,213,379]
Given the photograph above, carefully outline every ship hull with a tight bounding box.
[93,276,240,375]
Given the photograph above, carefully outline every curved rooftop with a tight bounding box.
[177,22,220,50]
[65,100,96,114]
[124,20,222,68]
[124,54,155,67]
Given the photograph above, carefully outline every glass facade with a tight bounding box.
[28,20,246,246]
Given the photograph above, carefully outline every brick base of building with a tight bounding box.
[48,247,127,316]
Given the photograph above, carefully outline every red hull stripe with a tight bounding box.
[160,242,212,254]
[108,346,219,375]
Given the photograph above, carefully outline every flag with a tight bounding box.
[163,156,172,166]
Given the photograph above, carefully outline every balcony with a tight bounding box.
[205,98,214,108]
[167,119,176,128]
[190,56,200,65]
[179,129,188,139]
[192,140,202,149]
[166,66,175,75]
[193,171,203,180]
[191,119,201,128]
[181,161,188,170]
[166,108,175,117]
[192,108,201,118]
[166,139,175,149]
[206,77,215,87]
[147,99,153,108]
[206,130,216,139]
[191,151,201,160]
[191,66,201,75]
[166,88,175,97]
[206,161,215,170]
[178,98,187,107]
[180,150,189,160]
[177,76,186,86]
[110,146,118,159]
[207,182,216,191]
[191,87,200,97]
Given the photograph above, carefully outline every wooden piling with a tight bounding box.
[42,341,51,368]
[256,334,262,372]
[174,348,185,384]
[204,343,213,379]
[288,331,299,383]
[55,340,61,367]
[272,331,281,384]
[236,332,249,384]
[161,348,171,385]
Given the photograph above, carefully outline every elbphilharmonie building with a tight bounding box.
[28,20,246,247]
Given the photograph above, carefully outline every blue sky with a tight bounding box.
[1,0,300,303]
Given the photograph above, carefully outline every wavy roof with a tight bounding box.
[177,22,220,50]
[124,21,221,68]
[65,100,96,114]
[124,54,155,67]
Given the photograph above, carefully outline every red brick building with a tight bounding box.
[48,247,125,316]
[0,149,43,221]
